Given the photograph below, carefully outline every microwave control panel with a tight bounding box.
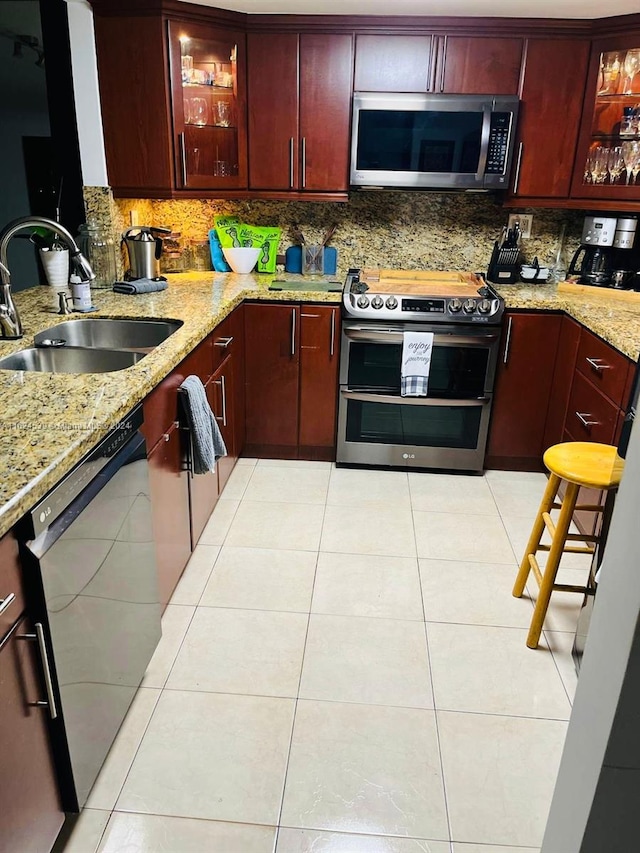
[486,113,513,175]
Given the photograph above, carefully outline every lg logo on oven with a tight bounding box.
[402,453,416,460]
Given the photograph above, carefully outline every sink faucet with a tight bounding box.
[0,216,96,340]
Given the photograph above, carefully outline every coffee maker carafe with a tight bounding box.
[567,215,637,287]
[122,226,171,280]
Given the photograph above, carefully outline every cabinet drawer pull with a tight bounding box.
[301,137,307,189]
[513,142,523,195]
[503,316,513,365]
[178,132,187,186]
[18,624,58,720]
[289,137,295,188]
[300,313,320,318]
[575,411,600,429]
[291,308,296,356]
[163,432,170,442]
[585,357,611,373]
[214,336,234,348]
[0,592,16,616]
[213,376,227,427]
[330,308,336,357]
[439,35,447,92]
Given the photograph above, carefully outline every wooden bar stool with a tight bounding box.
[513,441,624,649]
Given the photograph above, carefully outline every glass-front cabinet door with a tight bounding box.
[168,20,247,190]
[571,38,640,202]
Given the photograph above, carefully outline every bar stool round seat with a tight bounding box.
[513,441,624,649]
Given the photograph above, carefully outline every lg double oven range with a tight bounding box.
[337,268,505,472]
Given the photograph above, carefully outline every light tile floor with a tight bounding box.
[62,461,588,853]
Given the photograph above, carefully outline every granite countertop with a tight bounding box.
[0,272,638,539]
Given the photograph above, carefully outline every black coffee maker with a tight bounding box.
[567,215,637,287]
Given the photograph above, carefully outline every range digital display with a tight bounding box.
[402,298,445,313]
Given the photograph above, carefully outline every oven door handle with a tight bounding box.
[343,327,500,346]
[341,389,490,407]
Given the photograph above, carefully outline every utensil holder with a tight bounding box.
[487,242,520,284]
[302,244,324,275]
[40,247,69,288]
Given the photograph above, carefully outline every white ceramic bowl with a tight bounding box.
[222,247,260,274]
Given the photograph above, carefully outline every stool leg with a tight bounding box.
[526,481,580,649]
[513,473,561,598]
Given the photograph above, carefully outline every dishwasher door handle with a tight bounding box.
[18,624,58,720]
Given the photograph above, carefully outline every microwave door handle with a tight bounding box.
[476,104,492,183]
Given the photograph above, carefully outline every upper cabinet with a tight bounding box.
[168,21,247,190]
[247,33,353,196]
[510,38,591,200]
[354,34,522,95]
[570,36,640,204]
[92,4,247,196]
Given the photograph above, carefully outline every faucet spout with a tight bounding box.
[0,215,96,340]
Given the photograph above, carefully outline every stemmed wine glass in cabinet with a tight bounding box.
[621,141,640,184]
[623,49,640,95]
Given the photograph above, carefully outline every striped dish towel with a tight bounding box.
[401,331,434,397]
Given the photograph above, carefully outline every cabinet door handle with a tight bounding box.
[576,411,600,429]
[439,35,447,92]
[18,624,58,720]
[301,137,307,189]
[0,591,16,616]
[178,132,187,187]
[427,35,436,92]
[213,376,227,427]
[289,137,295,188]
[214,336,234,348]
[163,432,170,442]
[291,308,297,356]
[512,142,524,195]
[585,357,611,373]
[330,308,336,357]
[503,316,513,364]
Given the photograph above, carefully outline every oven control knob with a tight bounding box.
[449,298,462,313]
[463,299,477,313]
[371,296,384,309]
[478,299,492,314]
[357,295,370,309]
[386,296,398,310]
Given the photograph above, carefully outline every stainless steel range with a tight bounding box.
[337,268,505,472]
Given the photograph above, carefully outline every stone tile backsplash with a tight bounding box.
[84,186,583,278]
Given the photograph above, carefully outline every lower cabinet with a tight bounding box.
[244,302,340,460]
[486,311,563,469]
[147,421,192,609]
[1,529,64,853]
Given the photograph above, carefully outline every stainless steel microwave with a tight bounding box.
[350,92,520,191]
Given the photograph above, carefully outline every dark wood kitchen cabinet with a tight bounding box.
[509,39,590,200]
[247,32,353,194]
[354,33,522,94]
[244,302,340,459]
[1,529,64,853]
[486,311,563,470]
[92,2,247,195]
[570,34,640,207]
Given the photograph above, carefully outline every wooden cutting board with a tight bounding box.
[558,281,640,303]
[360,269,481,296]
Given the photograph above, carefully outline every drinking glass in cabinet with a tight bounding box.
[608,146,626,184]
[191,98,208,126]
[598,52,622,95]
[181,52,193,84]
[623,49,640,95]
[215,101,230,127]
[621,140,640,184]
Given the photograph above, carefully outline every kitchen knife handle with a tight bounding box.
[513,142,524,195]
[439,35,448,92]
[301,137,307,189]
[289,137,295,188]
[503,316,513,365]
[179,132,187,187]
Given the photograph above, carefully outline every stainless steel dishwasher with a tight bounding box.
[17,405,162,811]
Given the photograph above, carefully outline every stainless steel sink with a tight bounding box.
[34,318,182,352]
[0,347,145,373]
